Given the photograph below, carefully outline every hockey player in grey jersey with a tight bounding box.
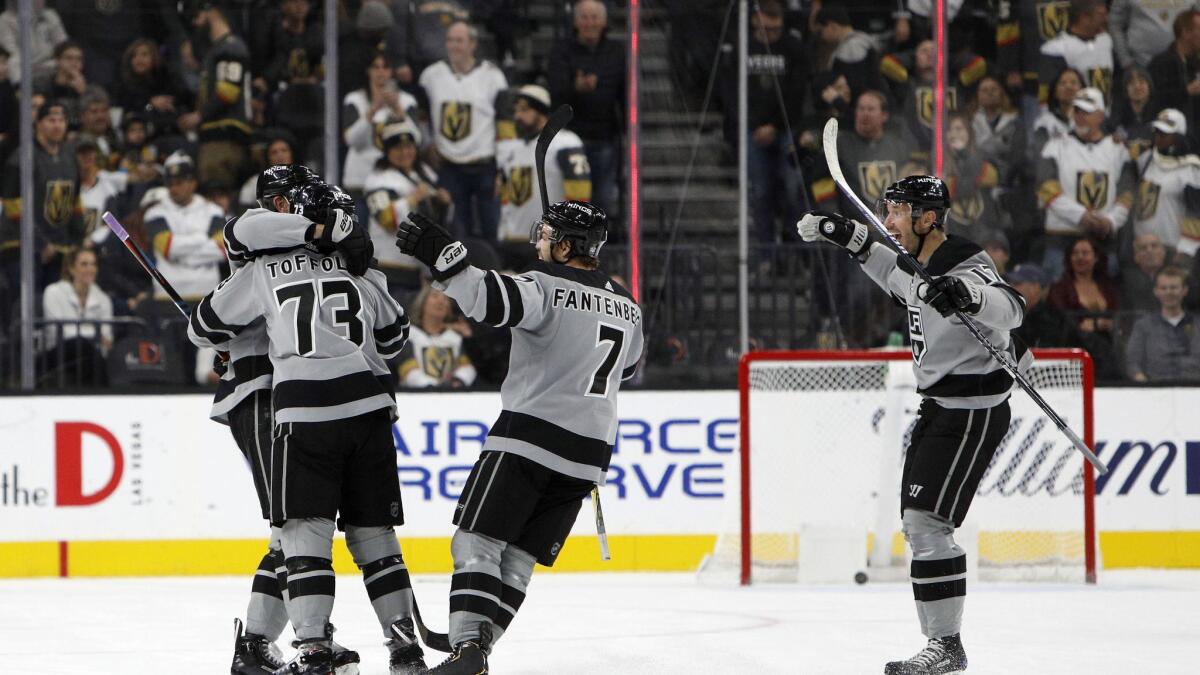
[191,182,425,675]
[395,201,644,674]
[799,176,1027,675]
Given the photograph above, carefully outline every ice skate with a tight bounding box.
[231,618,287,674]
[884,634,967,674]
[386,618,427,675]
[422,640,487,675]
[272,625,361,675]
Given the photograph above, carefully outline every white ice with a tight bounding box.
[2,570,1196,674]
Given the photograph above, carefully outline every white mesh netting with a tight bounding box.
[701,350,1092,584]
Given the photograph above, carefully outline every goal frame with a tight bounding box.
[737,348,1097,586]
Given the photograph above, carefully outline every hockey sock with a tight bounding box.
[488,545,536,648]
[448,528,506,646]
[280,518,336,641]
[245,546,288,640]
[346,525,414,638]
[902,509,967,639]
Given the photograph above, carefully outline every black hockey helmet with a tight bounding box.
[257,164,319,209]
[529,200,608,261]
[289,181,354,216]
[878,175,950,228]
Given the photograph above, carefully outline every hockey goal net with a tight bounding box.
[704,349,1096,585]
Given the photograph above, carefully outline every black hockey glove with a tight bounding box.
[796,211,871,257]
[921,276,982,317]
[310,210,373,276]
[396,212,469,282]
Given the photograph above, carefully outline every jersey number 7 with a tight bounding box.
[275,279,364,355]
[587,323,626,398]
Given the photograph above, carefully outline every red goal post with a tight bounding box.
[735,348,1096,586]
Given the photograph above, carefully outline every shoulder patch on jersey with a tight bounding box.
[924,235,984,276]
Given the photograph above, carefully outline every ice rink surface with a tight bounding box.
[2,570,1195,674]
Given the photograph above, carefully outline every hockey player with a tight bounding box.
[394,201,643,674]
[798,176,1027,675]
[192,182,425,675]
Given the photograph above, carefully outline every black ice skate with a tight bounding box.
[884,634,967,674]
[387,618,427,675]
[422,640,487,675]
[231,618,287,674]
[272,625,361,675]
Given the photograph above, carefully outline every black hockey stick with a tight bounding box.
[102,211,191,318]
[820,119,1108,474]
[536,105,574,214]
[411,593,453,653]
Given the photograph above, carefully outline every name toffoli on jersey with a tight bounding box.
[265,253,349,278]
[551,286,642,325]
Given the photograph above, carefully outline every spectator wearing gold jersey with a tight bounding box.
[397,286,477,389]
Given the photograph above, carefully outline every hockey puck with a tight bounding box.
[854,571,869,585]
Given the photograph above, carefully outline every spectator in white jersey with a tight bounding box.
[419,20,508,242]
[1036,87,1135,279]
[144,152,226,305]
[395,200,643,674]
[1132,108,1200,260]
[76,135,128,244]
[365,118,451,292]
[1038,0,1115,107]
[398,286,477,389]
[496,84,591,270]
[342,51,421,201]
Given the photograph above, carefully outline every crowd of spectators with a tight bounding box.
[0,0,621,389]
[3,0,1200,387]
[697,0,1200,383]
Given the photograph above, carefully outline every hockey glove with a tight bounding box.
[796,211,871,257]
[921,276,983,317]
[313,211,373,276]
[396,212,469,282]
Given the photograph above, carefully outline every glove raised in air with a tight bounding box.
[921,276,982,317]
[395,213,469,282]
[796,211,871,256]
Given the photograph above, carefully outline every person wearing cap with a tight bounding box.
[419,20,508,242]
[1,100,85,299]
[982,230,1011,276]
[364,117,450,292]
[76,135,129,246]
[192,2,253,191]
[1147,9,1200,146]
[1038,0,1115,108]
[1010,263,1085,349]
[1035,86,1136,279]
[143,151,226,305]
[495,84,590,268]
[1132,109,1200,261]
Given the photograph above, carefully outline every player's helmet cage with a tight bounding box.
[529,200,608,261]
[876,175,951,229]
[257,164,320,209]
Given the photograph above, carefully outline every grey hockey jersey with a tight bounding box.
[437,260,644,483]
[188,251,409,423]
[861,236,1028,409]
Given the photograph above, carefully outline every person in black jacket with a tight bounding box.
[546,0,626,226]
[1010,263,1084,349]
[1147,10,1200,147]
[721,0,808,242]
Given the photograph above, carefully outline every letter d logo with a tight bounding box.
[55,422,124,506]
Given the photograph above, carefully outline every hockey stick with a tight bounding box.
[101,211,191,318]
[591,485,611,561]
[535,105,574,214]
[820,119,1108,475]
[411,594,453,653]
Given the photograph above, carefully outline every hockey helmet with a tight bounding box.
[257,164,320,209]
[290,181,354,216]
[529,200,608,261]
[878,175,950,228]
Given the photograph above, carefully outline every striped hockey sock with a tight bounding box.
[361,554,415,634]
[285,556,336,641]
[245,547,288,641]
